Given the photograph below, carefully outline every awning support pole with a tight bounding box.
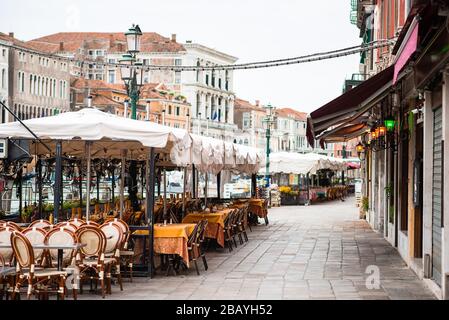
[53,140,62,223]
[147,148,156,278]
[192,165,197,199]
[120,150,126,219]
[163,168,167,222]
[182,167,187,219]
[37,157,43,219]
[85,141,92,221]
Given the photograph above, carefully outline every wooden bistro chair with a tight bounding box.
[69,218,85,228]
[55,222,78,233]
[186,223,201,276]
[29,219,52,229]
[100,222,124,293]
[197,220,209,271]
[10,231,68,300]
[105,218,134,282]
[223,210,235,252]
[0,227,15,266]
[22,227,47,267]
[44,227,78,270]
[75,225,113,298]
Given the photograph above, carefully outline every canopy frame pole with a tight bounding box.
[120,150,127,219]
[192,164,197,199]
[18,167,23,220]
[182,166,187,219]
[205,172,208,209]
[147,148,156,278]
[111,166,115,206]
[78,161,83,213]
[217,172,221,201]
[53,140,62,224]
[163,168,167,222]
[85,141,92,221]
[37,157,43,219]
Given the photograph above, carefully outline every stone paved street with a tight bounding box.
[82,197,436,300]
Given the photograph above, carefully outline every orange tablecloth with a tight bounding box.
[248,199,267,218]
[133,223,196,266]
[182,209,233,247]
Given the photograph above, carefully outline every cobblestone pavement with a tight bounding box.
[81,197,436,300]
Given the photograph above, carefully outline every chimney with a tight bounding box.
[59,42,64,52]
[171,34,177,42]
[255,100,260,106]
[8,32,14,38]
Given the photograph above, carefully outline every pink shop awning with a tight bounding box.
[393,19,419,84]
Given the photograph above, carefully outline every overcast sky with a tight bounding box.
[0,0,361,113]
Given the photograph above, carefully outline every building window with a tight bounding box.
[175,71,181,84]
[2,49,5,57]
[168,105,172,115]
[108,70,115,83]
[1,69,5,89]
[175,106,180,116]
[175,59,182,66]
[205,74,209,86]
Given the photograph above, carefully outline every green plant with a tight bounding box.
[43,203,54,212]
[384,183,393,199]
[389,205,395,223]
[362,197,369,213]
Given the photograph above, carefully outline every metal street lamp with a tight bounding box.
[262,103,276,188]
[119,24,143,120]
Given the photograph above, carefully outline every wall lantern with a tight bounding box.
[378,125,387,137]
[384,117,396,132]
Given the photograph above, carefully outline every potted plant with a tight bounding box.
[360,196,369,219]
[280,186,300,205]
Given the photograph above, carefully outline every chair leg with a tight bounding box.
[201,254,208,271]
[59,276,65,300]
[243,230,248,242]
[116,264,123,291]
[264,216,269,225]
[193,259,200,276]
[100,267,106,299]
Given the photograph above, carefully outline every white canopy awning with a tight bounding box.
[261,152,349,175]
[0,108,190,160]
[0,108,262,174]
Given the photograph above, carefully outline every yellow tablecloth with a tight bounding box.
[132,223,196,267]
[182,209,233,228]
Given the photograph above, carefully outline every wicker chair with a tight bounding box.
[0,227,15,266]
[22,227,47,267]
[44,227,78,269]
[29,219,52,229]
[100,222,124,293]
[11,231,68,300]
[68,218,85,228]
[55,222,78,233]
[75,225,113,298]
[105,218,134,282]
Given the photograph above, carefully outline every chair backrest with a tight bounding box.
[75,225,105,261]
[198,220,208,242]
[80,221,100,228]
[55,222,78,233]
[224,210,234,229]
[44,227,77,264]
[22,227,47,262]
[187,223,200,247]
[10,231,34,271]
[5,221,21,231]
[100,222,123,255]
[104,218,130,250]
[0,227,15,265]
[29,219,52,229]
[69,218,85,227]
